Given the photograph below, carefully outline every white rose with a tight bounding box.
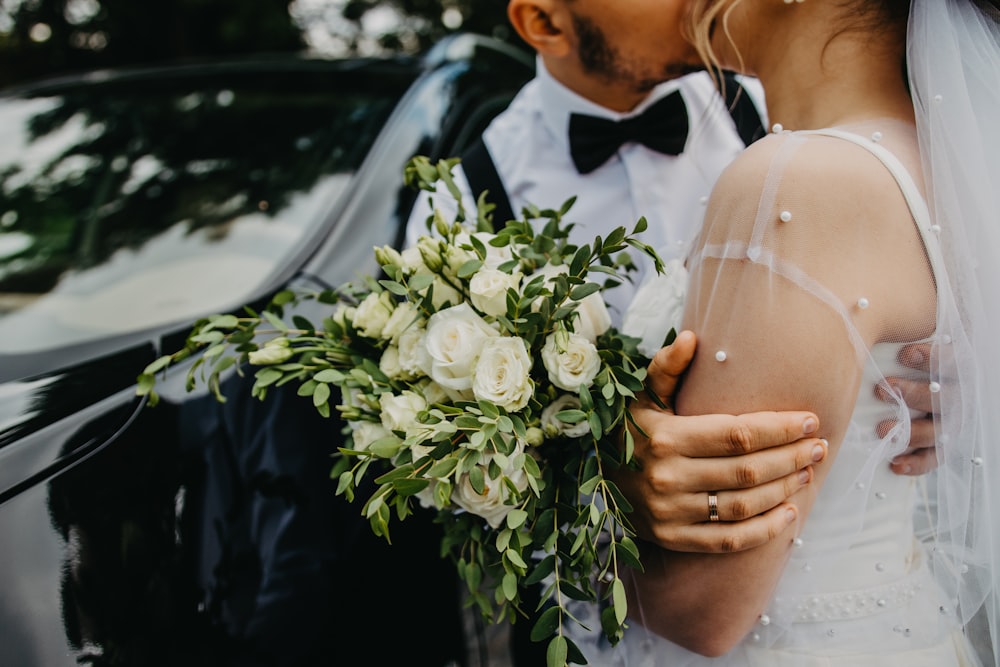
[541,332,601,391]
[621,258,688,358]
[397,327,426,379]
[380,345,416,381]
[353,290,395,339]
[471,336,533,411]
[469,267,521,317]
[381,301,423,344]
[419,303,499,398]
[541,394,591,438]
[351,421,394,452]
[451,440,529,529]
[379,390,427,435]
[528,264,611,343]
[331,303,356,329]
[572,289,612,344]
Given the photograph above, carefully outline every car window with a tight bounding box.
[0,65,408,354]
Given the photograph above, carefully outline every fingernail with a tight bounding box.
[798,469,811,484]
[802,417,818,434]
[812,441,827,462]
[785,507,797,524]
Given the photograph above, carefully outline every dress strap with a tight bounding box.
[797,128,945,291]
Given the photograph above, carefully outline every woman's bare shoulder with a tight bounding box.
[707,131,914,231]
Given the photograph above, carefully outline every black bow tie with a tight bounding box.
[568,91,689,175]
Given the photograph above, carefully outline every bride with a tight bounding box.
[570,0,1000,665]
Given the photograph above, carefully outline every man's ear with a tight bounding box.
[507,0,573,57]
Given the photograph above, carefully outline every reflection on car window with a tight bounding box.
[0,65,406,353]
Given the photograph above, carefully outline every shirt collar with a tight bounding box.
[534,56,685,154]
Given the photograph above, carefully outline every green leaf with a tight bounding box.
[589,411,603,440]
[611,578,627,625]
[255,368,284,388]
[524,554,555,585]
[313,381,331,407]
[458,258,483,279]
[569,282,601,301]
[578,473,600,497]
[501,572,518,601]
[292,315,316,332]
[556,409,587,424]
[427,457,459,478]
[262,310,289,332]
[408,273,434,292]
[379,279,408,296]
[136,373,156,396]
[531,606,561,642]
[600,606,623,646]
[190,330,224,344]
[478,400,500,420]
[506,509,528,530]
[141,355,173,376]
[393,478,431,496]
[604,227,626,249]
[545,635,568,667]
[470,466,486,494]
[369,437,403,459]
[313,369,343,383]
[505,547,528,569]
[209,314,240,329]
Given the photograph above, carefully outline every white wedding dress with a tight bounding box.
[571,122,985,666]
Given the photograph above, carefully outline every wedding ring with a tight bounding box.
[708,492,720,522]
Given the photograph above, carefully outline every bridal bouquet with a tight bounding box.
[137,156,665,666]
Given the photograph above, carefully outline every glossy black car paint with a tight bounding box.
[0,35,532,667]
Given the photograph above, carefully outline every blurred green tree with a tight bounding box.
[0,0,514,88]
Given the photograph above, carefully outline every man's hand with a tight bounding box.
[881,342,939,476]
[614,330,828,554]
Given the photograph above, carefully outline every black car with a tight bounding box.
[0,34,532,667]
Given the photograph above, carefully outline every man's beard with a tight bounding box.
[571,14,699,93]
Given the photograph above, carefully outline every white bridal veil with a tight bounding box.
[564,0,1000,665]
[908,0,1000,663]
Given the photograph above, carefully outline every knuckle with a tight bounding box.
[718,533,744,554]
[648,431,675,456]
[735,460,762,487]
[727,495,754,521]
[727,423,755,455]
[648,468,680,496]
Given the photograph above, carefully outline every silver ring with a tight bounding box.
[708,492,720,522]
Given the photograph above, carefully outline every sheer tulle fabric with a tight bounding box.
[566,1,999,665]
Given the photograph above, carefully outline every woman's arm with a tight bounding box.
[625,132,935,655]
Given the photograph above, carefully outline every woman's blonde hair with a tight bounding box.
[682,0,746,99]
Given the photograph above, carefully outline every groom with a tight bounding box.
[407,0,939,662]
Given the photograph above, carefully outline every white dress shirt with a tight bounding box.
[406,57,765,322]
